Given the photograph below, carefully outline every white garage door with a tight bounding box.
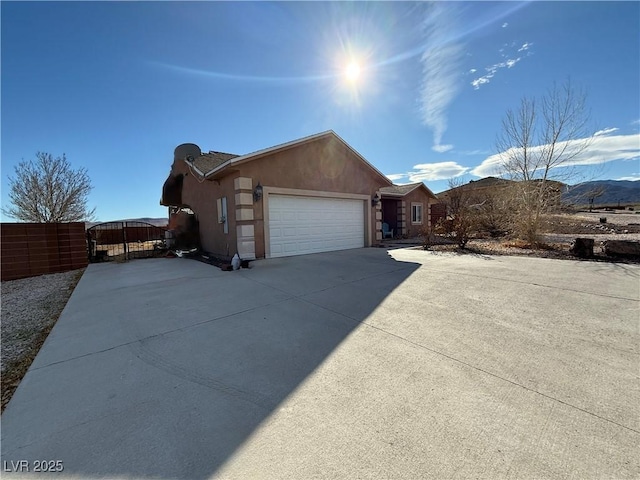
[268,195,365,258]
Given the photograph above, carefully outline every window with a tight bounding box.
[217,197,228,234]
[411,203,423,225]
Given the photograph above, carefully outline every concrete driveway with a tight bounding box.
[1,248,638,479]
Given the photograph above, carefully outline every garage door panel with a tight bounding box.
[268,195,365,258]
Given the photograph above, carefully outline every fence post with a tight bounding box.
[122,222,128,260]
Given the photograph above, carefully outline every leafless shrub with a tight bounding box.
[435,178,482,248]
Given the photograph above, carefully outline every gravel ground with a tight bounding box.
[541,232,640,243]
[566,211,640,226]
[1,268,84,411]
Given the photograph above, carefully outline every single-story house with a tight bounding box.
[379,183,439,238]
[160,130,438,260]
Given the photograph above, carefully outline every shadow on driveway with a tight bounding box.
[1,248,420,479]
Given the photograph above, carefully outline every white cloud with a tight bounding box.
[409,161,469,181]
[469,68,477,74]
[471,133,640,177]
[616,175,640,181]
[471,77,491,89]
[385,173,406,182]
[419,3,463,152]
[471,154,504,178]
[471,57,522,89]
[471,40,531,90]
[593,127,619,136]
[502,22,509,28]
[631,119,640,126]
[457,149,490,156]
[432,143,454,153]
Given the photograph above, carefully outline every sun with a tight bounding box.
[345,61,361,83]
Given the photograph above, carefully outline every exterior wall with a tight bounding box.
[171,160,239,259]
[234,177,256,260]
[397,201,406,236]
[172,135,390,259]
[1,223,88,281]
[402,188,436,237]
[233,135,386,258]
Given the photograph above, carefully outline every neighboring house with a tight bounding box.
[379,183,439,238]
[436,177,513,206]
[438,177,565,211]
[160,130,437,260]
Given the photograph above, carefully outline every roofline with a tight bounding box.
[198,130,393,186]
[421,183,438,199]
[184,160,205,178]
[383,183,422,196]
[381,182,438,199]
[202,130,330,178]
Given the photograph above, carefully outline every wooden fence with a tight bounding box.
[430,203,447,226]
[1,223,88,281]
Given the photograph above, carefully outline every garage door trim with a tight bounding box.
[263,186,371,258]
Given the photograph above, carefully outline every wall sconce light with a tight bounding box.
[253,182,263,202]
[371,192,381,206]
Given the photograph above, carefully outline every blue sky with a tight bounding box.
[2,1,639,222]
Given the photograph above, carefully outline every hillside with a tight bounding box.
[435,178,639,207]
[562,180,640,206]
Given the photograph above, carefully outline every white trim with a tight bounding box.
[217,197,229,233]
[411,202,424,225]
[184,160,205,177]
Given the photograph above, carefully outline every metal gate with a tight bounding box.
[87,221,167,262]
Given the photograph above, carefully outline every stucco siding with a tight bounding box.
[236,135,385,257]
[171,161,239,258]
[402,188,434,237]
[168,134,390,259]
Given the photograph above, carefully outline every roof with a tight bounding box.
[190,151,240,175]
[380,182,437,199]
[182,130,392,186]
[380,183,423,196]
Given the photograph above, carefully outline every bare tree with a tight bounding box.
[3,152,96,222]
[436,177,479,248]
[496,79,592,243]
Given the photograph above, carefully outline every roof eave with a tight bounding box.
[201,130,393,186]
[184,159,205,177]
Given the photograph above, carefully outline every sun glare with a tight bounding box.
[345,61,361,82]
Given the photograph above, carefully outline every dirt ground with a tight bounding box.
[424,210,640,262]
[1,269,85,412]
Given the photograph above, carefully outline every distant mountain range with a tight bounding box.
[563,180,640,206]
[436,178,640,206]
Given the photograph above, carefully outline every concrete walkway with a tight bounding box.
[1,248,638,479]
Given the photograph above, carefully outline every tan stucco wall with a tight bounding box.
[236,135,385,258]
[169,135,389,259]
[402,188,436,237]
[169,160,239,258]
